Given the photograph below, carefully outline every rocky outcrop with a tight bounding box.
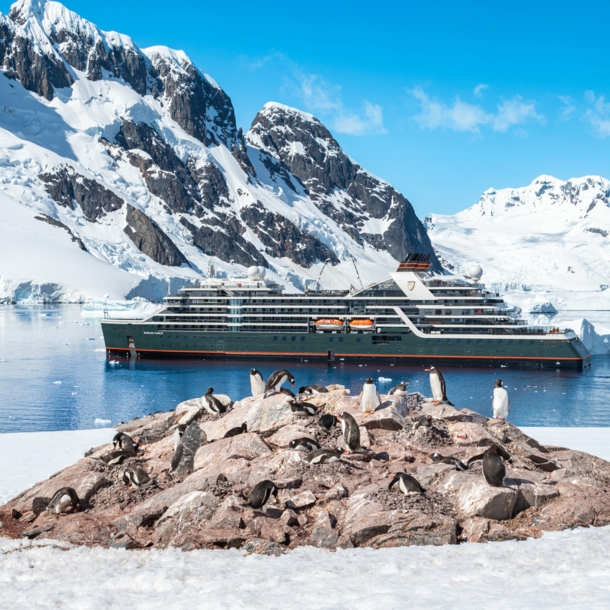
[247,103,440,267]
[34,214,87,251]
[38,166,124,222]
[124,205,187,267]
[3,388,610,552]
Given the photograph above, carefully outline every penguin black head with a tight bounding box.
[279,387,296,398]
[206,387,214,394]
[299,386,311,395]
[365,378,374,384]
[494,379,503,388]
[318,413,338,431]
[429,452,442,462]
[250,368,260,376]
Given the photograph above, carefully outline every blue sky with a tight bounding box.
[5,0,610,216]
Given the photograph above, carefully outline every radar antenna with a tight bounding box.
[351,255,363,289]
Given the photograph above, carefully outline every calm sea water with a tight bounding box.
[0,305,609,433]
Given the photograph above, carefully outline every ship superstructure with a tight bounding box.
[102,254,591,369]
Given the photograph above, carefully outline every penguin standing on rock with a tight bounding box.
[389,382,410,396]
[250,369,265,396]
[264,369,295,396]
[388,473,425,495]
[247,480,278,512]
[361,378,382,415]
[174,424,186,451]
[492,379,510,420]
[425,367,454,406]
[122,466,155,489]
[318,414,338,433]
[482,445,511,487]
[202,387,228,414]
[112,432,139,454]
[338,411,361,452]
[47,487,80,514]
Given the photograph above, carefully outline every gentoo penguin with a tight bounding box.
[288,399,318,416]
[467,444,512,470]
[264,369,295,396]
[247,480,278,511]
[250,368,265,396]
[425,366,454,406]
[202,387,227,414]
[122,466,154,489]
[289,437,321,452]
[112,432,139,455]
[223,422,247,438]
[429,452,468,471]
[492,379,510,420]
[388,381,410,396]
[338,411,361,452]
[388,473,425,495]
[482,445,510,487]
[413,415,433,430]
[279,387,296,398]
[361,378,382,415]
[305,447,345,464]
[174,424,187,451]
[317,413,338,433]
[47,487,80,514]
[299,384,329,395]
[98,450,131,465]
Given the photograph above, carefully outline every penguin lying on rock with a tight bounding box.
[305,448,345,464]
[288,399,318,416]
[202,387,232,414]
[413,415,433,430]
[299,384,329,395]
[429,452,468,471]
[97,450,133,465]
[389,382,410,396]
[317,414,338,433]
[388,473,425,495]
[289,437,320,452]
[122,466,155,489]
[224,422,248,438]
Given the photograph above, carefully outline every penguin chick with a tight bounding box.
[492,379,510,420]
[429,452,468,471]
[122,466,155,489]
[289,399,318,416]
[317,413,338,433]
[289,437,321,452]
[388,473,425,495]
[247,480,278,511]
[202,387,227,414]
[388,381,410,396]
[425,366,454,406]
[47,487,80,514]
[305,447,345,464]
[361,378,381,415]
[413,415,433,430]
[264,369,295,396]
[223,422,247,438]
[338,411,361,452]
[174,424,187,451]
[250,368,265,396]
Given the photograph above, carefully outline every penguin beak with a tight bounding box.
[291,382,295,387]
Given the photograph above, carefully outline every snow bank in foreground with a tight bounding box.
[2,527,610,609]
[81,299,160,320]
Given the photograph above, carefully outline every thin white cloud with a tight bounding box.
[584,91,610,138]
[410,87,545,134]
[474,83,488,98]
[558,95,576,121]
[296,73,387,136]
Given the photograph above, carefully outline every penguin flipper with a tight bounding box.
[466,453,485,468]
[444,398,455,406]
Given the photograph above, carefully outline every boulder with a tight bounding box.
[193,433,271,473]
[284,490,317,510]
[369,511,457,548]
[446,422,499,447]
[310,511,338,548]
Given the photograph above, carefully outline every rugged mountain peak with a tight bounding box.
[248,102,439,267]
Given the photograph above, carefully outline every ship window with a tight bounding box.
[530,340,534,345]
[544,342,548,347]
[477,340,482,344]
[456,339,462,344]
[273,336,278,341]
[357,338,361,343]
[487,340,493,344]
[552,342,557,347]
[427,339,431,344]
[436,339,441,344]
[282,336,287,341]
[498,340,503,344]
[519,340,524,345]
[466,339,471,344]
[446,339,452,344]
[292,336,296,342]
[339,337,344,342]
[329,337,334,342]
[509,340,514,345]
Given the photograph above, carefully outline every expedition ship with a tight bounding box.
[101,254,591,369]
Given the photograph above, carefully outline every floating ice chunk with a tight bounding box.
[108,360,119,366]
[87,338,95,341]
[378,377,392,382]
[94,418,111,427]
[53,381,62,385]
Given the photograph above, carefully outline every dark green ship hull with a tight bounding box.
[101,322,591,370]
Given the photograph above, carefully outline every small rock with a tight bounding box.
[11,508,22,520]
[242,539,284,556]
[325,484,348,501]
[280,509,299,526]
[108,532,141,550]
[310,511,338,548]
[285,490,317,510]
[20,525,53,539]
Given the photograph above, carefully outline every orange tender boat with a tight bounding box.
[349,319,374,329]
[314,319,344,331]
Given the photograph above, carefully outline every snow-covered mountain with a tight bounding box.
[426,174,610,310]
[0,0,438,303]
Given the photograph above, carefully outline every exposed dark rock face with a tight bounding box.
[180,218,267,268]
[190,161,231,210]
[116,121,199,214]
[34,214,87,251]
[247,104,439,267]
[0,18,73,100]
[241,202,338,267]
[38,166,124,222]
[124,205,188,267]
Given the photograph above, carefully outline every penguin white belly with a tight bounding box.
[250,376,265,396]
[361,386,379,413]
[430,375,443,402]
[493,388,510,419]
[215,394,232,407]
[274,375,288,391]
[57,494,72,513]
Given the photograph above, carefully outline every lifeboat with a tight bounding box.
[349,319,374,330]
[314,319,344,331]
